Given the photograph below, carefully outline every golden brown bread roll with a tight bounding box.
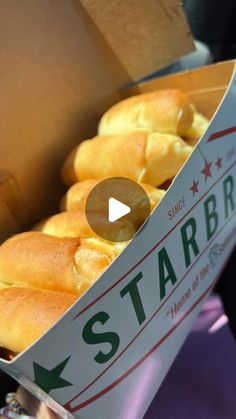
[60,179,165,212]
[0,232,123,296]
[60,179,99,211]
[61,131,193,187]
[98,89,193,136]
[184,112,209,146]
[35,209,135,242]
[0,287,77,354]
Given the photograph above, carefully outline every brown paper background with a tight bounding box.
[0,0,193,241]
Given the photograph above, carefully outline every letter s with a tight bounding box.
[82,311,120,364]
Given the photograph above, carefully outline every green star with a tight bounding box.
[33,356,72,394]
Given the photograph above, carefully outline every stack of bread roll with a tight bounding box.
[0,89,208,359]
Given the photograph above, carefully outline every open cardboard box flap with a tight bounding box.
[127,60,235,119]
[0,0,194,242]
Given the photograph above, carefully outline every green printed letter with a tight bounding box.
[82,312,120,364]
[204,194,218,241]
[181,217,200,267]
[223,175,235,218]
[120,272,146,325]
[158,247,178,300]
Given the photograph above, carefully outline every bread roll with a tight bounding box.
[0,232,122,296]
[184,112,209,146]
[0,287,77,354]
[98,89,193,136]
[61,131,192,186]
[35,209,135,242]
[60,179,165,212]
[60,179,99,211]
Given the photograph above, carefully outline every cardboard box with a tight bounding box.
[0,0,193,243]
[0,2,235,419]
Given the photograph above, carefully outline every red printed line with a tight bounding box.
[65,212,236,411]
[207,125,236,142]
[65,243,234,413]
[73,161,235,320]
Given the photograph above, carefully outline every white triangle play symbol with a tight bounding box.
[108,197,131,223]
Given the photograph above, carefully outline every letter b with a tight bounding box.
[204,194,218,241]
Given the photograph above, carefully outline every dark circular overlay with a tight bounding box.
[85,177,151,242]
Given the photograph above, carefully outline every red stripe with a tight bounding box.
[207,126,236,142]
[65,213,236,412]
[65,245,233,413]
[73,161,235,320]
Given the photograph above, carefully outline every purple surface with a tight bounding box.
[145,296,236,419]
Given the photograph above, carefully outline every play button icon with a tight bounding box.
[108,198,131,222]
[85,177,151,242]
